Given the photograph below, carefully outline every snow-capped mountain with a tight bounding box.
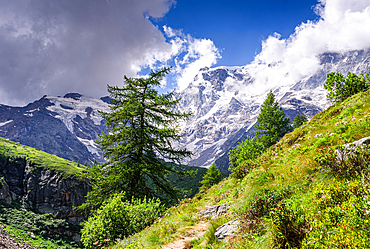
[0,93,109,164]
[0,49,369,170]
[175,49,370,172]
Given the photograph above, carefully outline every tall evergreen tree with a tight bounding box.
[81,67,192,209]
[293,114,307,129]
[199,163,222,192]
[255,91,292,148]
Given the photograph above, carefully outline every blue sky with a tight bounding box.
[0,0,370,105]
[154,0,319,66]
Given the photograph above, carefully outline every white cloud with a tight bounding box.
[247,0,370,95]
[0,0,177,106]
[162,27,221,91]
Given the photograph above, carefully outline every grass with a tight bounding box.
[114,89,370,248]
[0,201,82,248]
[0,136,85,176]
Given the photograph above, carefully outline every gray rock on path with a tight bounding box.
[199,204,232,219]
[214,219,240,241]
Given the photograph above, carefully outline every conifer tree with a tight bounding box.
[81,67,192,209]
[293,114,307,129]
[199,163,222,191]
[255,91,292,148]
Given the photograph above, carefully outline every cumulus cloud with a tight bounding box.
[163,26,221,91]
[0,0,178,106]
[247,0,370,96]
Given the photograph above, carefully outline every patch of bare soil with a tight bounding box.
[161,220,209,249]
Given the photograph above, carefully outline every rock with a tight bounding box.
[214,219,240,241]
[0,155,90,225]
[199,204,232,219]
[0,178,12,205]
[336,136,370,161]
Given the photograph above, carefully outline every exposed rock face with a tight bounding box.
[0,155,90,225]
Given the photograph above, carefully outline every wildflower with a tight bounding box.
[330,133,336,136]
[351,116,356,121]
[335,122,339,126]
[314,133,323,138]
[344,121,348,125]
[359,118,363,122]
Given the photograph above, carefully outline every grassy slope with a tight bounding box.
[115,89,370,248]
[0,136,85,175]
[0,136,213,248]
[0,138,87,248]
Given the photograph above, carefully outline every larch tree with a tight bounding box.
[81,67,192,209]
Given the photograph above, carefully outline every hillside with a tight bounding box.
[0,136,212,249]
[114,89,370,248]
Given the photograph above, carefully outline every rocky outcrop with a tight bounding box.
[336,136,370,161]
[199,204,232,219]
[214,219,240,241]
[0,155,90,225]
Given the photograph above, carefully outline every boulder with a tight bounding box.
[336,136,370,161]
[214,219,240,241]
[199,204,232,219]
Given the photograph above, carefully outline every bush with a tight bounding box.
[324,72,370,103]
[81,192,164,248]
[228,136,265,179]
[314,145,370,178]
[270,202,308,249]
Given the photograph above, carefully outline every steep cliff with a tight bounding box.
[0,137,90,225]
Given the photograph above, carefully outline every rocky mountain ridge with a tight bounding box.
[0,50,369,171]
[175,49,370,171]
[0,93,109,165]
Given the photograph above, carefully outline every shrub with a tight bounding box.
[292,114,307,129]
[242,187,293,235]
[228,136,265,179]
[314,145,370,178]
[80,192,164,248]
[270,202,308,249]
[324,72,370,103]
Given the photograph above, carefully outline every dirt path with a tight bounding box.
[161,220,209,249]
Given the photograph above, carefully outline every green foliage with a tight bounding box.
[255,91,292,148]
[0,137,84,176]
[81,192,164,248]
[302,180,370,248]
[228,136,265,179]
[108,83,370,249]
[82,67,192,209]
[292,114,307,129]
[199,163,222,192]
[324,71,370,103]
[314,145,370,178]
[269,202,308,248]
[166,163,208,199]
[0,201,81,248]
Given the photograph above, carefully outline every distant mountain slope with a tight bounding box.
[175,49,370,171]
[0,50,369,170]
[0,93,109,165]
